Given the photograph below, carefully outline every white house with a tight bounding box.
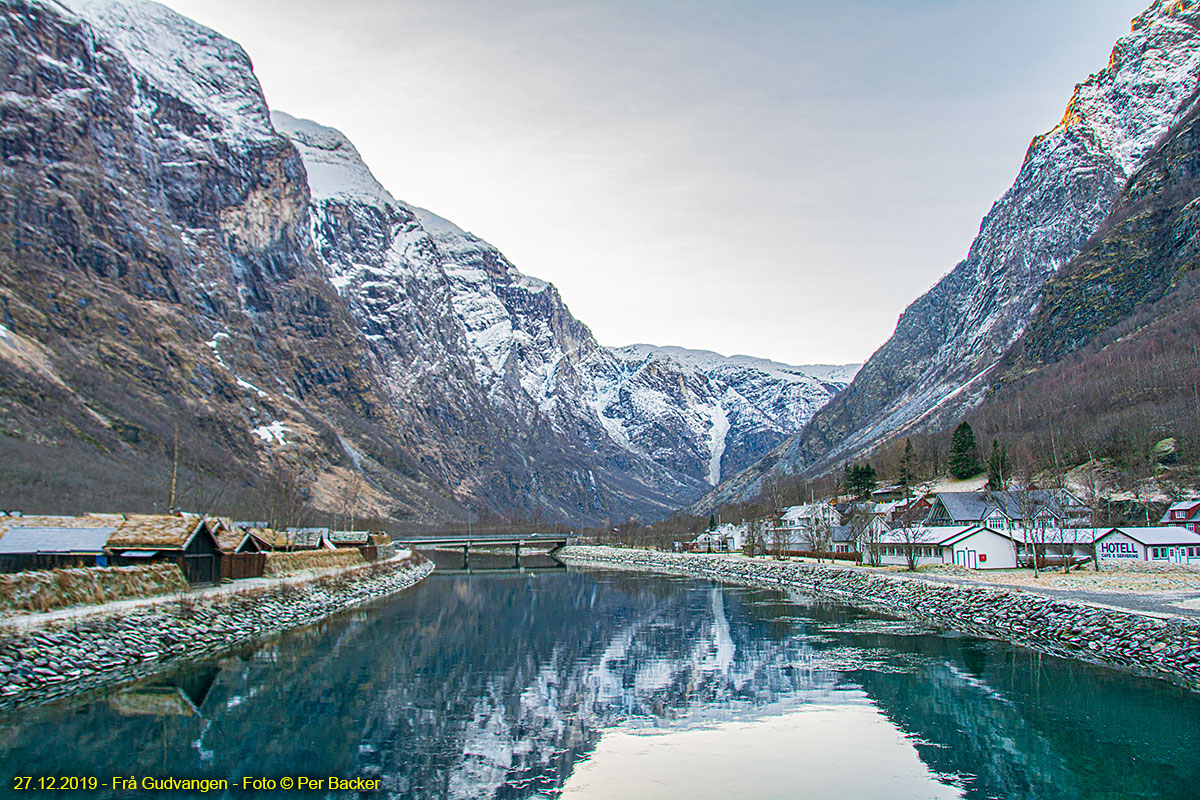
[769,503,839,542]
[876,526,981,568]
[1094,527,1200,563]
[692,523,747,553]
[1159,500,1200,533]
[876,525,1096,570]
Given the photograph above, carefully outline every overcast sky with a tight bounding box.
[165,0,1144,365]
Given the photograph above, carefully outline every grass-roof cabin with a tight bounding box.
[211,520,267,580]
[106,515,222,585]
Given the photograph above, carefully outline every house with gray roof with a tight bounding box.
[925,489,1087,530]
[0,525,117,572]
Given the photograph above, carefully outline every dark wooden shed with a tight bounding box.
[106,515,223,585]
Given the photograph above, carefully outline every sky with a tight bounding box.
[163,0,1146,365]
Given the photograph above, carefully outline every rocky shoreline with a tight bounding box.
[560,546,1200,691]
[0,554,433,712]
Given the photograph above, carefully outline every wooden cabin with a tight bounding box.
[211,520,266,580]
[283,527,334,551]
[105,515,222,585]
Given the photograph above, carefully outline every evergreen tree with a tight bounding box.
[899,438,915,495]
[986,439,1010,490]
[707,514,717,531]
[949,422,983,479]
[845,462,878,498]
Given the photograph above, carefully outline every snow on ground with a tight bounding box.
[916,563,1200,594]
[0,551,415,632]
[207,333,267,398]
[251,421,288,445]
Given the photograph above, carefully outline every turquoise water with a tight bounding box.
[1,558,1198,799]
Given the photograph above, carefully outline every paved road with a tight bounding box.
[910,572,1200,620]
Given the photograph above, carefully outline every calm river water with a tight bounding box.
[2,555,1200,799]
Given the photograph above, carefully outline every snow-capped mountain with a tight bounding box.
[701,0,1200,508]
[0,0,852,524]
[597,345,857,485]
[274,111,855,508]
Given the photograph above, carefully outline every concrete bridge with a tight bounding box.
[402,533,570,561]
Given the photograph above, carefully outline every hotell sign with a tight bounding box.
[1099,541,1137,558]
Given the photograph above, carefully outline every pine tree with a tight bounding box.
[845,462,878,498]
[899,438,915,495]
[949,422,983,479]
[986,439,1009,490]
[707,514,717,531]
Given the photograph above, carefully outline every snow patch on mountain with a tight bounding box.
[707,399,730,485]
[619,344,860,385]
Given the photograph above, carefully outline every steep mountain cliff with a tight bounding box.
[0,0,850,524]
[699,0,1200,509]
[969,86,1200,469]
[0,0,457,522]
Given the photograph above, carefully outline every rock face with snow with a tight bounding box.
[701,0,1200,509]
[595,346,855,486]
[276,112,856,514]
[0,0,851,523]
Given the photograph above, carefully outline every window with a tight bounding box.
[1152,547,1161,558]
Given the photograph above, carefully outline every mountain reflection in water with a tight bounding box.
[1,565,1199,799]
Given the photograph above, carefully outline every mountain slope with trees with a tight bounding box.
[693,0,1200,513]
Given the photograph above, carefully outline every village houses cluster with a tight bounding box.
[688,489,1200,570]
[0,512,393,584]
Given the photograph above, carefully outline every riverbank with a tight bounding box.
[0,552,433,711]
[559,546,1200,691]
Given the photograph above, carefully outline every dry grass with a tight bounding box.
[262,549,364,577]
[917,563,1200,594]
[0,563,188,614]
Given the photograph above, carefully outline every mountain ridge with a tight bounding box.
[693,0,1200,512]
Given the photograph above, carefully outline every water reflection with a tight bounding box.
[1,568,1198,799]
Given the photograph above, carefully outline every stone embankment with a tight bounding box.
[0,553,432,711]
[561,546,1200,691]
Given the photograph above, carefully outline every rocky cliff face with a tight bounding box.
[0,0,850,524]
[0,0,428,519]
[966,87,1200,468]
[700,0,1200,509]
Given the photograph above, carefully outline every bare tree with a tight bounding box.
[743,518,766,556]
[803,507,833,562]
[337,471,366,533]
[260,455,314,536]
[770,521,791,560]
[847,503,881,565]
[1078,456,1106,571]
[898,520,931,571]
[1009,446,1044,575]
[1045,434,1073,574]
